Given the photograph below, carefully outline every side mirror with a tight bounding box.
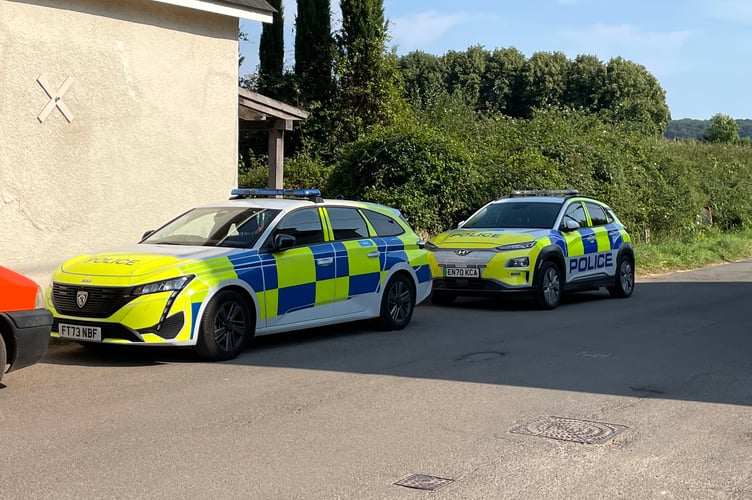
[141,230,155,241]
[562,219,580,232]
[274,233,296,251]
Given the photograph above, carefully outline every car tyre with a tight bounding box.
[608,255,635,298]
[534,261,561,310]
[378,274,415,330]
[196,289,253,361]
[0,334,6,384]
[431,290,456,306]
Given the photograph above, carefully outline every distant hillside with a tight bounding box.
[666,118,752,140]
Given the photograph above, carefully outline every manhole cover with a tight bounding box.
[510,416,628,444]
[394,474,454,491]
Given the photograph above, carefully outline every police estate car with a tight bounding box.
[426,190,634,309]
[47,189,432,361]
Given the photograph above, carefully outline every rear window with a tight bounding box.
[361,209,405,236]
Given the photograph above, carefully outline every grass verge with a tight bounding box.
[635,227,752,277]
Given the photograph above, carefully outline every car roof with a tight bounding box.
[194,197,401,215]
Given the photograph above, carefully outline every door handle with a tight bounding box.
[316,257,333,266]
[367,251,380,258]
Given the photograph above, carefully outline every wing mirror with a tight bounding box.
[274,233,296,251]
[562,219,580,232]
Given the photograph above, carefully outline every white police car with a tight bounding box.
[426,190,635,309]
[47,189,433,360]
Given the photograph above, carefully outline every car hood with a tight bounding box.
[59,245,241,279]
[430,228,551,247]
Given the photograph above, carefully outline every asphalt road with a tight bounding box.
[1,263,751,499]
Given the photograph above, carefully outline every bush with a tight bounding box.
[327,124,481,234]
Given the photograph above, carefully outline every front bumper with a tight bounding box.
[1,308,52,372]
[432,277,534,296]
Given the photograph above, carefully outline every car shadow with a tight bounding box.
[41,275,752,407]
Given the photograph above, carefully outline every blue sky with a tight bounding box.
[240,0,752,120]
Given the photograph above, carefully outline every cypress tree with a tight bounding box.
[258,0,284,96]
[295,0,334,103]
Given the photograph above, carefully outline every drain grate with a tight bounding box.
[394,474,454,491]
[510,416,628,445]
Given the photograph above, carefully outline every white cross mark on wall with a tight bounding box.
[37,76,74,123]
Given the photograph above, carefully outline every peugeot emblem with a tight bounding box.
[76,290,89,308]
[455,249,472,256]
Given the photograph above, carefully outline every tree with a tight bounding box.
[480,47,525,114]
[399,51,447,109]
[258,0,284,96]
[703,113,739,143]
[564,54,607,112]
[295,0,335,104]
[336,0,402,140]
[515,51,570,118]
[599,57,670,135]
[442,45,488,108]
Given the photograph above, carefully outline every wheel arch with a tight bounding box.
[192,280,260,341]
[532,245,566,286]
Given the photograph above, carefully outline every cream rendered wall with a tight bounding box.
[0,0,239,287]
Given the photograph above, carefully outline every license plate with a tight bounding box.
[445,267,480,278]
[59,323,102,341]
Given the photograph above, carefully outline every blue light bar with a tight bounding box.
[231,188,322,198]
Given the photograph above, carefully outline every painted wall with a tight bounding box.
[0,0,239,287]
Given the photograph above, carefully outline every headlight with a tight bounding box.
[506,256,530,268]
[424,241,439,251]
[36,287,46,308]
[132,275,194,296]
[496,241,536,251]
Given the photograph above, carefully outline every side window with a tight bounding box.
[562,202,588,228]
[270,208,324,247]
[585,202,609,227]
[327,207,369,241]
[362,209,405,237]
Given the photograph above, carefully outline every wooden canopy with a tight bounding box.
[238,88,309,189]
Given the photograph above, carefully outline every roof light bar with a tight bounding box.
[231,188,322,199]
[510,189,579,198]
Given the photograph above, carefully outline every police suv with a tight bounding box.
[47,189,432,361]
[426,190,635,309]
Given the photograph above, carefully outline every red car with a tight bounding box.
[0,266,51,383]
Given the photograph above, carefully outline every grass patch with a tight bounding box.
[635,228,752,277]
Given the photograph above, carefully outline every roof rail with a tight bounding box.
[231,188,323,203]
[510,189,579,198]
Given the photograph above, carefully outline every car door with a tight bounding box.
[324,206,382,316]
[583,201,618,278]
[261,207,335,328]
[560,200,591,282]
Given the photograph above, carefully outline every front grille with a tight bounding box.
[52,283,135,318]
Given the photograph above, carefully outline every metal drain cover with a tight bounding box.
[394,474,454,491]
[510,416,628,444]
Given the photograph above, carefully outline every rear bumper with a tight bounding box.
[1,308,52,372]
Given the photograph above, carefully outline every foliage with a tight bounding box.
[257,0,284,96]
[702,113,739,143]
[326,124,480,233]
[397,47,670,136]
[336,0,405,141]
[239,154,333,190]
[294,0,335,103]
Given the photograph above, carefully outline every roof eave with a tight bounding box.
[151,0,273,23]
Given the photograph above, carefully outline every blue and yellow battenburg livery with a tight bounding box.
[426,190,635,309]
[47,189,432,360]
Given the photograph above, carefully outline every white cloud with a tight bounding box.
[389,11,467,52]
[560,24,694,76]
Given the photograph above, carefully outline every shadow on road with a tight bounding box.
[42,279,752,406]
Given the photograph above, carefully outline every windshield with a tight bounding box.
[462,201,562,229]
[141,207,281,247]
